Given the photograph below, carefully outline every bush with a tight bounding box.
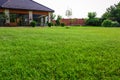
[85,18,101,26]
[111,21,120,27]
[61,23,65,27]
[55,20,60,26]
[48,23,53,27]
[102,19,112,27]
[30,21,37,27]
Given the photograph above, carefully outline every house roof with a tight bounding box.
[0,0,54,12]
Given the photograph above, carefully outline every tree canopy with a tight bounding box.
[85,12,102,26]
[88,12,96,19]
[102,2,120,23]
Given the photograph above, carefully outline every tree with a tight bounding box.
[55,15,62,26]
[102,19,112,27]
[51,14,56,20]
[85,12,102,26]
[102,2,120,23]
[88,12,96,19]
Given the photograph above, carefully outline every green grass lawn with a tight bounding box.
[0,26,120,80]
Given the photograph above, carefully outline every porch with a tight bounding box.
[0,9,52,26]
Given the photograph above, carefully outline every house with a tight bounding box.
[0,0,54,26]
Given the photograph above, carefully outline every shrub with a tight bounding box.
[55,20,60,26]
[111,21,120,27]
[102,19,112,27]
[48,23,52,27]
[61,23,65,27]
[85,18,101,26]
[30,21,37,27]
[55,15,62,26]
[54,24,57,26]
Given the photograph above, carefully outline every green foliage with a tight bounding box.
[102,20,120,27]
[51,14,56,20]
[88,12,96,19]
[102,19,112,27]
[61,23,65,27]
[55,15,62,26]
[30,21,37,27]
[57,15,62,21]
[55,20,60,26]
[0,27,120,79]
[111,21,120,27]
[48,22,53,27]
[102,12,110,20]
[85,12,102,26]
[102,2,120,24]
[86,18,102,26]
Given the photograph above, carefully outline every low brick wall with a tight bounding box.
[52,18,85,26]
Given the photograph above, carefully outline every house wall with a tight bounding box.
[0,8,51,26]
[0,9,4,12]
[33,11,48,15]
[10,9,28,14]
[9,9,49,15]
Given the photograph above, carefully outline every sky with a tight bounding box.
[35,0,120,18]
